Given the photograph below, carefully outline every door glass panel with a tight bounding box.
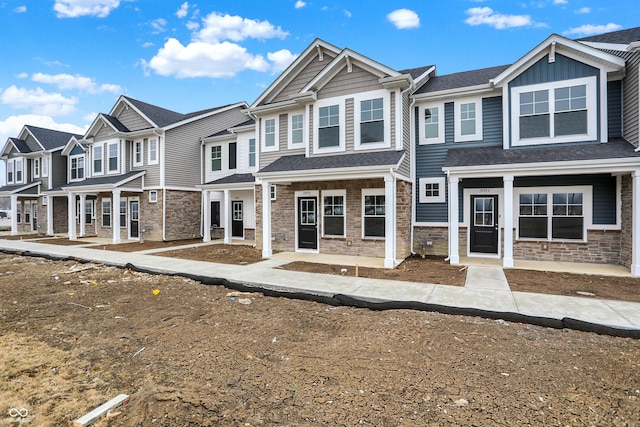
[474,197,494,226]
[300,199,316,225]
[233,202,243,220]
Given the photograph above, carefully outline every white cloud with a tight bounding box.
[295,1,306,9]
[267,49,298,73]
[186,21,200,31]
[53,0,120,18]
[387,9,420,29]
[145,39,270,78]
[83,112,98,122]
[343,9,352,18]
[150,18,167,33]
[194,12,288,43]
[142,42,154,48]
[564,23,622,36]
[465,7,533,29]
[575,7,591,14]
[30,73,121,94]
[16,73,29,79]
[176,2,189,18]
[1,86,77,116]
[553,0,568,4]
[14,5,27,13]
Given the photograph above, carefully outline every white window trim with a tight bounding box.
[15,158,24,184]
[148,137,159,165]
[419,177,446,203]
[92,143,104,176]
[210,145,222,172]
[313,97,345,154]
[102,198,112,228]
[270,185,277,201]
[149,190,158,203]
[248,138,256,168]
[361,188,385,240]
[69,154,85,182]
[41,156,48,177]
[513,185,592,242]
[133,140,144,167]
[107,140,120,174]
[7,159,14,184]
[287,111,306,149]
[33,158,40,179]
[321,189,346,238]
[261,115,279,153]
[418,102,445,145]
[511,76,597,146]
[454,97,483,142]
[354,89,391,150]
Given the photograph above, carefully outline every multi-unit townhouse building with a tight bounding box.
[413,27,640,275]
[0,125,83,235]
[2,26,640,276]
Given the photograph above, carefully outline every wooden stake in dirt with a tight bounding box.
[73,394,129,427]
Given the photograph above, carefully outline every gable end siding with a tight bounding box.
[317,64,383,99]
[117,106,154,131]
[509,53,599,87]
[25,134,41,152]
[271,52,336,104]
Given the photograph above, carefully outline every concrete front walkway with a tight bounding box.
[1,239,639,336]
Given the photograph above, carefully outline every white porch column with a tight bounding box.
[223,189,231,243]
[112,190,121,244]
[78,193,86,237]
[10,195,18,235]
[67,192,76,240]
[46,197,54,235]
[448,175,460,265]
[503,175,514,268]
[384,174,397,268]
[261,181,272,258]
[202,191,211,242]
[631,171,640,276]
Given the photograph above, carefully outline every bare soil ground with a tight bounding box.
[1,253,639,426]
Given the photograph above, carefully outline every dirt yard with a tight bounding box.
[1,252,640,426]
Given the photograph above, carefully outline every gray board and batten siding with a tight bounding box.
[165,107,249,188]
[508,53,600,147]
[415,96,503,223]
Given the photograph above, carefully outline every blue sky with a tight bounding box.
[0,0,636,184]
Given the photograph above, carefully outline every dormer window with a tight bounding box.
[70,155,85,180]
[511,76,596,146]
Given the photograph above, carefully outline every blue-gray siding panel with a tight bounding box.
[509,53,599,87]
[608,80,622,138]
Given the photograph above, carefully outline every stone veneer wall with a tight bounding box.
[164,190,201,241]
[256,179,411,259]
[620,174,632,268]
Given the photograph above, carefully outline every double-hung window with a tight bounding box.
[289,113,304,147]
[454,99,482,142]
[318,105,340,148]
[134,140,143,167]
[15,159,23,183]
[421,104,444,144]
[93,145,103,175]
[102,199,111,227]
[249,138,256,167]
[24,201,31,224]
[322,190,345,237]
[33,158,40,178]
[108,142,119,172]
[7,159,14,183]
[70,155,84,180]
[211,146,222,171]
[264,118,276,149]
[41,157,48,177]
[148,138,158,164]
[512,76,596,145]
[518,190,586,241]
[360,98,384,144]
[119,200,127,228]
[362,190,385,238]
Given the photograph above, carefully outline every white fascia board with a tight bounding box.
[61,138,85,156]
[249,99,300,116]
[411,66,437,90]
[412,84,498,102]
[491,34,626,86]
[579,41,630,52]
[164,102,249,131]
[198,183,256,191]
[443,158,640,178]
[256,164,402,183]
[251,39,341,109]
[84,114,120,139]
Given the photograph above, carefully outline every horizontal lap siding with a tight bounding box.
[415,97,503,223]
[117,107,153,131]
[24,134,41,152]
[398,91,411,178]
[165,108,248,188]
[270,52,335,104]
[318,65,382,99]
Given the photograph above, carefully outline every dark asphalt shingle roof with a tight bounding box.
[101,114,130,132]
[444,138,640,168]
[258,151,404,174]
[577,26,640,44]
[399,65,434,80]
[123,96,186,128]
[414,64,511,94]
[27,126,83,151]
[0,182,38,194]
[206,119,255,138]
[63,171,145,188]
[8,138,31,153]
[204,173,255,186]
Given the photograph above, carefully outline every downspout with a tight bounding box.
[405,85,417,255]
[444,169,450,262]
[155,128,167,241]
[200,137,205,238]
